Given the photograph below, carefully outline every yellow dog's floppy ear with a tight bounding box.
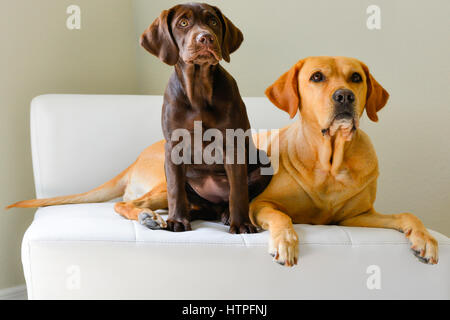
[361,62,390,122]
[265,60,304,119]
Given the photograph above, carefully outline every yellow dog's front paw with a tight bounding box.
[269,228,299,267]
[405,228,439,264]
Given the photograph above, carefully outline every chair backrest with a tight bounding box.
[30,94,291,198]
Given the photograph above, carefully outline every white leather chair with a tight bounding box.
[22,95,449,299]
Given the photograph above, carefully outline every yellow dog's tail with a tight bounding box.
[6,166,131,209]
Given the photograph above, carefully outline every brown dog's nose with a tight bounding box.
[196,32,214,45]
[333,89,355,105]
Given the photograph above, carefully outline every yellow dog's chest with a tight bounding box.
[283,163,374,224]
[311,167,359,205]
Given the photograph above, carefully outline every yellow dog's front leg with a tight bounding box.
[338,209,439,264]
[250,201,299,267]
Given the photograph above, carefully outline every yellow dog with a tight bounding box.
[8,56,438,267]
[250,56,438,266]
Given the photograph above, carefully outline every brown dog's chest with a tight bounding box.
[185,162,271,205]
[169,106,251,162]
[187,169,230,203]
[170,100,237,130]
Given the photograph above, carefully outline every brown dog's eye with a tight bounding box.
[178,18,189,28]
[310,72,325,83]
[351,72,362,83]
[210,18,218,26]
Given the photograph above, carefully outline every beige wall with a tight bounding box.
[133,0,450,236]
[1,0,449,291]
[0,0,138,290]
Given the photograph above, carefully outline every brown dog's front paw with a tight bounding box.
[405,228,439,264]
[269,227,299,267]
[229,221,258,234]
[166,219,192,232]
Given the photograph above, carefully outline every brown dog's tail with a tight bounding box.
[6,166,132,209]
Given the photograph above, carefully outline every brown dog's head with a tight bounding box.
[140,3,243,66]
[266,56,389,139]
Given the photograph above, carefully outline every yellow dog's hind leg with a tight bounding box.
[114,184,168,229]
[339,208,438,264]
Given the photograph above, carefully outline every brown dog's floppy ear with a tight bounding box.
[361,62,389,122]
[212,6,243,63]
[265,60,305,119]
[140,8,179,66]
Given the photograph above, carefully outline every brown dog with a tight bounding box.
[8,3,271,234]
[146,3,271,233]
[249,56,438,266]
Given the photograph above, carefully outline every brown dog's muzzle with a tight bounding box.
[187,31,221,64]
[196,32,214,45]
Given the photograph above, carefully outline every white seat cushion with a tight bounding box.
[23,95,450,299]
[22,203,450,299]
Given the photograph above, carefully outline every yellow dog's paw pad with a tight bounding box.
[268,229,299,267]
[138,211,167,230]
[407,230,439,265]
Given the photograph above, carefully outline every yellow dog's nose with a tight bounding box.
[333,89,355,105]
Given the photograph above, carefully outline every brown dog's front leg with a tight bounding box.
[224,162,257,234]
[164,142,191,232]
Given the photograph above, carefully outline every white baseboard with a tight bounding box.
[0,285,27,300]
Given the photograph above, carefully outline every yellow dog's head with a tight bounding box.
[266,56,389,139]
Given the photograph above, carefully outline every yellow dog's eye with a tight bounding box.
[351,72,362,83]
[310,71,325,82]
[178,18,189,27]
